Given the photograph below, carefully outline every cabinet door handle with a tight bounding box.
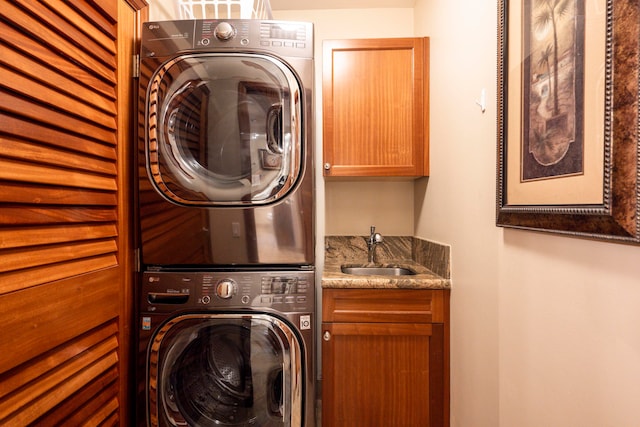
[323,162,331,170]
[323,331,331,341]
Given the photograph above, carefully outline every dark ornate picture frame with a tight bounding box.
[497,0,640,244]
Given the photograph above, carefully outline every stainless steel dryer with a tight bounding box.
[137,270,315,427]
[137,19,314,268]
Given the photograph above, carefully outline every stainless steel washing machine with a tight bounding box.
[137,270,315,427]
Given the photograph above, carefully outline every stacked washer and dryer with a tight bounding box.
[135,19,315,427]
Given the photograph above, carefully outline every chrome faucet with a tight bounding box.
[367,226,384,263]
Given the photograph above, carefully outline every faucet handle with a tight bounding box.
[368,225,383,245]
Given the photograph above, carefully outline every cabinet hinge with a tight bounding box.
[132,54,140,78]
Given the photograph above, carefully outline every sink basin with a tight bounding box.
[341,266,416,276]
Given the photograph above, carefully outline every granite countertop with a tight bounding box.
[322,236,451,290]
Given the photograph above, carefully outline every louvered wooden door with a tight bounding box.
[0,1,144,424]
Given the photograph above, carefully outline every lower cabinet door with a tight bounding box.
[322,322,433,427]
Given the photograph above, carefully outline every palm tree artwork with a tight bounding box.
[523,0,584,181]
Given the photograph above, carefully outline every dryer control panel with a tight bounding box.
[141,270,314,314]
[141,19,313,59]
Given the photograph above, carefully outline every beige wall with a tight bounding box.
[414,0,500,424]
[414,1,640,427]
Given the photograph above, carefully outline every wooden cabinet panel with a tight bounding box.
[323,288,444,323]
[323,322,432,426]
[322,288,449,427]
[323,38,429,177]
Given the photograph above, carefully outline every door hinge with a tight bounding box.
[132,54,140,78]
[134,248,141,272]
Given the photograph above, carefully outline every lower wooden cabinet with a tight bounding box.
[321,288,449,427]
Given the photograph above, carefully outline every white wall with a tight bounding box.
[415,1,640,426]
[499,231,640,426]
[147,0,178,20]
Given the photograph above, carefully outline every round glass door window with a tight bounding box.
[146,54,303,206]
[149,314,303,427]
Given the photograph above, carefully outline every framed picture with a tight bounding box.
[497,0,640,243]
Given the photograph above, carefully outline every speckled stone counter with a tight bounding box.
[322,236,451,289]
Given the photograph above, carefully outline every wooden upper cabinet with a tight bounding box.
[322,37,430,177]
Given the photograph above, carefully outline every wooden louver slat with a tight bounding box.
[39,0,118,54]
[0,321,118,400]
[0,1,119,276]
[0,20,116,100]
[2,47,117,116]
[0,240,118,273]
[0,224,118,250]
[0,91,118,145]
[0,159,117,190]
[0,182,116,205]
[0,256,118,295]
[14,0,117,64]
[0,114,117,159]
[1,2,116,81]
[0,322,120,426]
[0,64,116,130]
[2,138,117,175]
[0,0,136,423]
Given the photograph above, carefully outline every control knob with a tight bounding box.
[216,279,236,299]
[214,22,236,41]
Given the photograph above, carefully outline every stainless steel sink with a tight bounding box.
[340,266,416,276]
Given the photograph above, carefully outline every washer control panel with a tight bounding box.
[141,270,314,313]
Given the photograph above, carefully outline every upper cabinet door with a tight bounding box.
[322,37,429,177]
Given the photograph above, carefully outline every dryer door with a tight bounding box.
[148,314,304,427]
[146,53,303,206]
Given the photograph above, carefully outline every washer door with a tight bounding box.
[148,314,303,427]
[146,53,303,206]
